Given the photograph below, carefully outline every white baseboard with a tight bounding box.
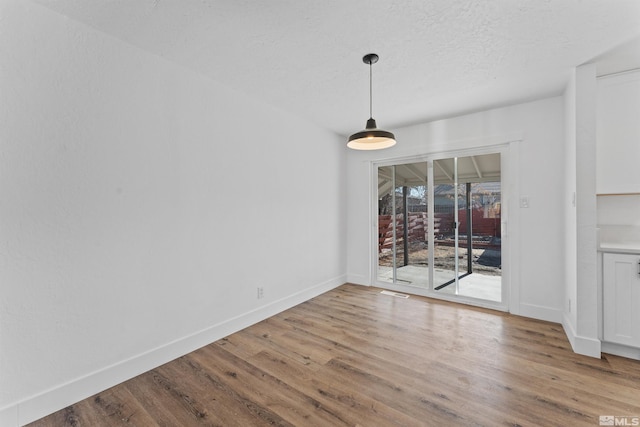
[562,313,579,350]
[562,313,602,358]
[0,405,18,427]
[518,303,563,323]
[6,275,346,427]
[601,341,640,361]
[522,305,603,358]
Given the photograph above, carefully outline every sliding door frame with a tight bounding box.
[371,142,516,312]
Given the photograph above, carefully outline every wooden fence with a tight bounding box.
[378,210,500,252]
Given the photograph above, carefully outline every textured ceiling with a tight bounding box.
[33,0,640,136]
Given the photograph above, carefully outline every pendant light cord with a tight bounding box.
[369,60,373,119]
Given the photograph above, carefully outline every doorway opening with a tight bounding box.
[376,151,504,307]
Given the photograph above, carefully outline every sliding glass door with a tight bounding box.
[376,152,503,305]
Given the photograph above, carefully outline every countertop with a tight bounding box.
[598,225,640,253]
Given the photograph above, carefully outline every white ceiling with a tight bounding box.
[34,0,640,136]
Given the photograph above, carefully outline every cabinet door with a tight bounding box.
[597,71,640,194]
[603,253,640,346]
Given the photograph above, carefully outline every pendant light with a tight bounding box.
[347,53,396,150]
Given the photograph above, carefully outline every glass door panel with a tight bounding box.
[458,179,502,301]
[395,162,429,287]
[458,182,472,279]
[433,158,458,291]
[394,181,409,284]
[434,154,502,302]
[377,162,429,288]
[377,165,395,284]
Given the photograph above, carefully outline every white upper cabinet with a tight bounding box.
[597,70,640,195]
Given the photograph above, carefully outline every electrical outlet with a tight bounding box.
[257,287,264,299]
[520,196,530,208]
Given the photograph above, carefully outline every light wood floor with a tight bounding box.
[28,284,640,426]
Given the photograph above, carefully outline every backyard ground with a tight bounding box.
[378,241,501,276]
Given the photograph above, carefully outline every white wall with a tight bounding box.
[0,1,346,425]
[346,96,566,322]
[598,195,640,226]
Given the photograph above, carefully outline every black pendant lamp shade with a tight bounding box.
[347,53,396,150]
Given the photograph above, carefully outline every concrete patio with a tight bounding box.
[377,265,502,302]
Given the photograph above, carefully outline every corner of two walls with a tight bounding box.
[561,63,601,358]
[0,1,346,425]
[574,63,601,357]
[562,69,579,348]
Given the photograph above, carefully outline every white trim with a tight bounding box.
[372,280,509,312]
[562,312,602,358]
[597,67,640,81]
[367,161,374,285]
[369,159,379,287]
[562,312,578,348]
[519,303,563,323]
[0,406,17,427]
[6,275,345,426]
[574,337,601,358]
[373,137,522,169]
[601,341,640,361]
[383,132,525,161]
[502,141,517,312]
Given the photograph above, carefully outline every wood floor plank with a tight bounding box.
[122,369,207,427]
[245,349,425,427]
[164,352,291,427]
[190,344,342,427]
[27,284,640,427]
[84,385,158,426]
[217,320,329,371]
